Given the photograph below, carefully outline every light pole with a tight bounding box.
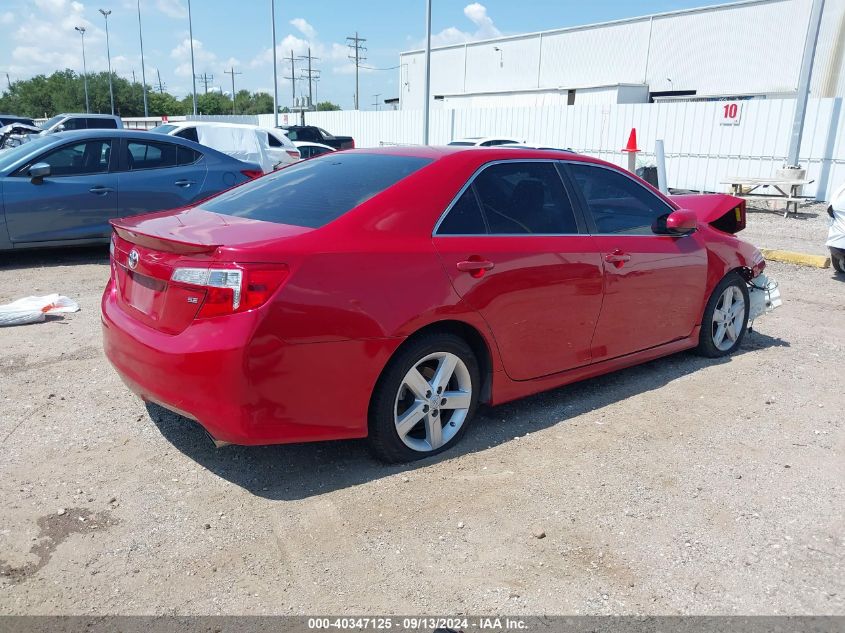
[271,0,279,126]
[422,0,432,144]
[187,0,198,115]
[99,9,115,115]
[75,26,90,113]
[137,0,148,117]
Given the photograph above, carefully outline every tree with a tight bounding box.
[316,101,341,111]
[147,91,188,117]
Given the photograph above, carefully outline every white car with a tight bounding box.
[447,136,523,147]
[150,121,299,173]
[828,182,845,274]
[293,141,336,159]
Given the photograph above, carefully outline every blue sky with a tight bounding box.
[1,0,731,110]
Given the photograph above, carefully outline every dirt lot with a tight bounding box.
[0,213,842,615]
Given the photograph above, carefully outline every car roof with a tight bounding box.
[293,141,335,150]
[56,113,121,119]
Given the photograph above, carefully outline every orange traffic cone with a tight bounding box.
[622,128,639,153]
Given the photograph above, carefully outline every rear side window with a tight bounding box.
[177,146,202,166]
[267,133,282,147]
[126,140,178,170]
[437,189,487,234]
[568,163,672,235]
[175,127,199,143]
[472,161,578,234]
[202,153,432,228]
[87,118,117,129]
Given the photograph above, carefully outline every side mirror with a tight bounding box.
[663,209,698,235]
[28,162,51,182]
[55,124,65,132]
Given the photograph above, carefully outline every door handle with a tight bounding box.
[456,259,495,276]
[174,179,195,187]
[604,250,631,268]
[89,186,114,195]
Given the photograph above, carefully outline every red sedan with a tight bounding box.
[102,146,770,462]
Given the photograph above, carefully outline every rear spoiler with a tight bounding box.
[111,220,220,255]
[668,194,746,234]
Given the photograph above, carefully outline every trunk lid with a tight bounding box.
[110,208,310,334]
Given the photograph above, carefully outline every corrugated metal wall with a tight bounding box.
[400,0,845,109]
[301,97,845,200]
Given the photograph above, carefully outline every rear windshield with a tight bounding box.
[201,153,433,228]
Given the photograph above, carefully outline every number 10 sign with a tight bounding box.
[720,102,742,125]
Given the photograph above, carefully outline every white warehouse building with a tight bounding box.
[398,0,845,109]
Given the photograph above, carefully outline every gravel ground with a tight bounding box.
[0,237,842,615]
[741,201,832,257]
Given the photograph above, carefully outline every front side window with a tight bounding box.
[126,140,178,170]
[568,163,673,235]
[33,140,111,176]
[61,118,85,131]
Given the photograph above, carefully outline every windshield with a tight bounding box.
[0,135,56,171]
[447,141,475,146]
[201,153,433,228]
[39,115,65,131]
[150,124,178,135]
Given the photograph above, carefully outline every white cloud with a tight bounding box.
[0,11,14,25]
[290,18,316,41]
[427,2,502,47]
[156,0,187,19]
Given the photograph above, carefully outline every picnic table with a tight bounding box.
[721,176,814,218]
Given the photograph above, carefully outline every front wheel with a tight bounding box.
[368,333,480,463]
[695,272,750,358]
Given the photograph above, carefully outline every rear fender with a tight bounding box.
[669,194,746,234]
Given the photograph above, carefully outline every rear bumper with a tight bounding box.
[101,281,400,445]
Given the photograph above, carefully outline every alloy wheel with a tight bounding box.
[711,285,746,351]
[393,352,472,452]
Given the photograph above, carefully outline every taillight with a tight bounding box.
[349,140,355,148]
[240,169,263,180]
[286,149,300,159]
[170,264,288,318]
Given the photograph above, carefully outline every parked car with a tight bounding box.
[0,114,36,127]
[294,141,335,159]
[0,122,42,149]
[39,113,123,133]
[828,182,845,273]
[448,136,523,147]
[0,129,262,250]
[102,146,777,463]
[151,121,299,173]
[278,125,354,150]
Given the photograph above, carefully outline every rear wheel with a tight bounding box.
[695,272,750,358]
[831,248,845,274]
[368,333,479,463]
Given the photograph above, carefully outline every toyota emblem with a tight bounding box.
[128,249,139,270]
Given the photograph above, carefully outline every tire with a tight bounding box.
[695,272,750,358]
[368,333,480,463]
[831,248,845,274]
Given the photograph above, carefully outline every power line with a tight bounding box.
[196,72,213,94]
[224,66,242,114]
[298,47,320,110]
[156,68,166,94]
[346,31,367,110]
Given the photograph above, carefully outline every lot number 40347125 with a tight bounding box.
[720,102,742,125]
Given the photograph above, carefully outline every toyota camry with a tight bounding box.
[102,146,777,462]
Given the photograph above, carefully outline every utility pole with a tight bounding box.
[346,32,367,110]
[196,73,213,94]
[99,9,115,115]
[787,0,825,167]
[298,47,320,110]
[372,93,382,111]
[187,0,197,115]
[271,0,279,126]
[288,50,296,110]
[5,72,10,91]
[137,0,149,117]
[75,26,90,114]
[224,66,242,114]
[156,68,166,94]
